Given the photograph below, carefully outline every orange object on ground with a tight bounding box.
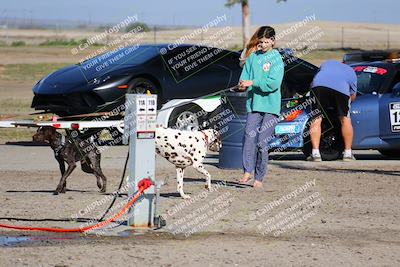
[0,178,152,233]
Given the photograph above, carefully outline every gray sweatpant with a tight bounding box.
[242,112,278,182]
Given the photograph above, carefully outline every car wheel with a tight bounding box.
[378,149,400,158]
[302,119,344,161]
[168,104,205,131]
[319,128,344,161]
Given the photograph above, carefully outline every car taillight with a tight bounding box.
[71,123,80,130]
[285,110,303,122]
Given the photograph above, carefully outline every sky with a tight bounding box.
[1,0,399,26]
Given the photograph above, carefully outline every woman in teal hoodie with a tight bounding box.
[238,26,284,188]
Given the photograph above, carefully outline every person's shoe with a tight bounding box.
[306,155,322,162]
[342,154,356,162]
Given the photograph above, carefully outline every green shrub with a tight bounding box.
[125,22,150,33]
[39,39,79,46]
[11,41,26,47]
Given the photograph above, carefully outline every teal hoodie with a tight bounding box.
[239,49,284,116]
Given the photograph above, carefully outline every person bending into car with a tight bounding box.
[237,26,284,188]
[308,60,357,162]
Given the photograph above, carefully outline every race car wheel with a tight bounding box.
[302,118,344,161]
[168,104,205,131]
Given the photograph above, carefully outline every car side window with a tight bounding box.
[389,72,400,93]
[210,50,238,66]
[162,48,187,77]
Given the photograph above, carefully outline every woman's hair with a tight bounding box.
[244,27,261,58]
[257,26,276,40]
[244,26,276,58]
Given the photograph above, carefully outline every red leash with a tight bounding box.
[0,178,152,233]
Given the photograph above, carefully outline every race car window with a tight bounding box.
[389,72,400,93]
[353,66,388,95]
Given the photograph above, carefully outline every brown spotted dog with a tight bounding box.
[33,126,107,195]
[155,128,221,199]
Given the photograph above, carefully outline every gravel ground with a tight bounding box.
[0,145,399,266]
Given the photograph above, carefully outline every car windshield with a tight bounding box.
[79,45,158,67]
[77,45,158,77]
[353,66,388,95]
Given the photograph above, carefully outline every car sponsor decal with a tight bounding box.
[275,124,301,135]
[389,102,400,132]
[353,66,388,75]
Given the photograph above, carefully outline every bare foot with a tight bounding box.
[253,180,263,189]
[238,172,252,184]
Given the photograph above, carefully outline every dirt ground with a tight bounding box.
[0,44,399,266]
[0,145,399,266]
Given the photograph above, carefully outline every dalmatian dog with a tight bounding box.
[155,128,221,199]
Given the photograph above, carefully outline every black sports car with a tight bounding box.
[31,44,241,116]
[31,44,316,117]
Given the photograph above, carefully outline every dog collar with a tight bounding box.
[200,130,209,146]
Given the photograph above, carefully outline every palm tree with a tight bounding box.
[225,0,287,47]
[225,0,250,48]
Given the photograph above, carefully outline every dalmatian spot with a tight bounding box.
[171,152,178,158]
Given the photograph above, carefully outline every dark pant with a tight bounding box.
[311,86,351,117]
[242,112,278,182]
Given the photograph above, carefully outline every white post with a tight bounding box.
[123,93,157,228]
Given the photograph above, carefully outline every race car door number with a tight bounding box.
[389,102,400,132]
